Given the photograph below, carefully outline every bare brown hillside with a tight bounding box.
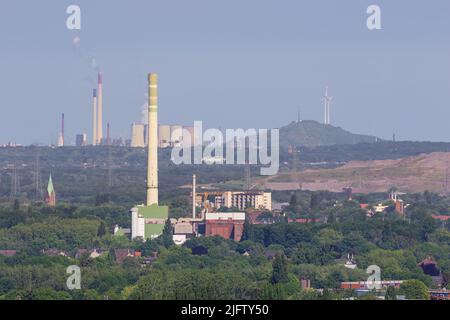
[257,152,450,194]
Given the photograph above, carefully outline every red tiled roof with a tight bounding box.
[419,258,437,266]
[432,215,450,221]
[0,250,17,257]
[288,218,318,223]
[115,249,135,264]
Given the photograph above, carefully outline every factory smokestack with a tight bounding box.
[61,113,65,143]
[57,113,65,147]
[97,72,103,145]
[106,122,111,145]
[192,174,196,219]
[146,73,158,206]
[130,73,168,241]
[92,88,97,145]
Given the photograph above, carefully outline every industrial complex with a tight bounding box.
[126,72,272,243]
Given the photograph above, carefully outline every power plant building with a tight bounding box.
[131,123,197,148]
[205,212,245,241]
[131,205,168,240]
[76,133,87,146]
[131,123,146,147]
[158,125,171,148]
[170,125,183,147]
[183,126,196,147]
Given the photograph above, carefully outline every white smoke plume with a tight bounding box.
[71,36,100,84]
[140,92,148,125]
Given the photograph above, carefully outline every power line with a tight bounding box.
[34,147,43,202]
[292,145,302,190]
[10,154,18,199]
[107,146,113,189]
[245,163,251,191]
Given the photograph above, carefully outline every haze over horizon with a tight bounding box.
[1,0,450,145]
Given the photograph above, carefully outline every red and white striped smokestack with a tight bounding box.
[97,72,103,144]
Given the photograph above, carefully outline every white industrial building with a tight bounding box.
[205,212,246,221]
[131,123,196,148]
[196,191,272,211]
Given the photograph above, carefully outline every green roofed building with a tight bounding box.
[131,204,168,240]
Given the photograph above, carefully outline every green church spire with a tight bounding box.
[47,175,55,195]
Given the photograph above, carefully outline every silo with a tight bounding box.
[183,126,195,147]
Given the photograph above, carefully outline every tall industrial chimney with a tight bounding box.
[61,113,65,145]
[97,72,103,145]
[57,113,65,147]
[92,89,97,145]
[146,73,159,206]
[192,174,196,219]
[106,122,111,145]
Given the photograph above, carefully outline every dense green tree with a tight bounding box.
[162,219,174,248]
[385,286,397,300]
[271,253,289,284]
[108,248,116,264]
[95,193,111,206]
[139,239,159,257]
[241,217,254,242]
[399,280,429,300]
[97,221,107,237]
[13,200,20,211]
[315,228,343,253]
[310,194,320,210]
[424,190,432,205]
[290,193,298,207]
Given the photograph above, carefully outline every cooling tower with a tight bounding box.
[183,126,195,148]
[131,123,145,147]
[170,125,183,147]
[158,125,171,148]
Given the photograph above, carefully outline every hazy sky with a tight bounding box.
[1,1,450,145]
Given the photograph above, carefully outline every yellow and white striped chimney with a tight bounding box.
[146,73,159,206]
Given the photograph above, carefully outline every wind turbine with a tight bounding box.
[321,86,333,125]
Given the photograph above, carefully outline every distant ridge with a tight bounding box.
[280,120,379,148]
